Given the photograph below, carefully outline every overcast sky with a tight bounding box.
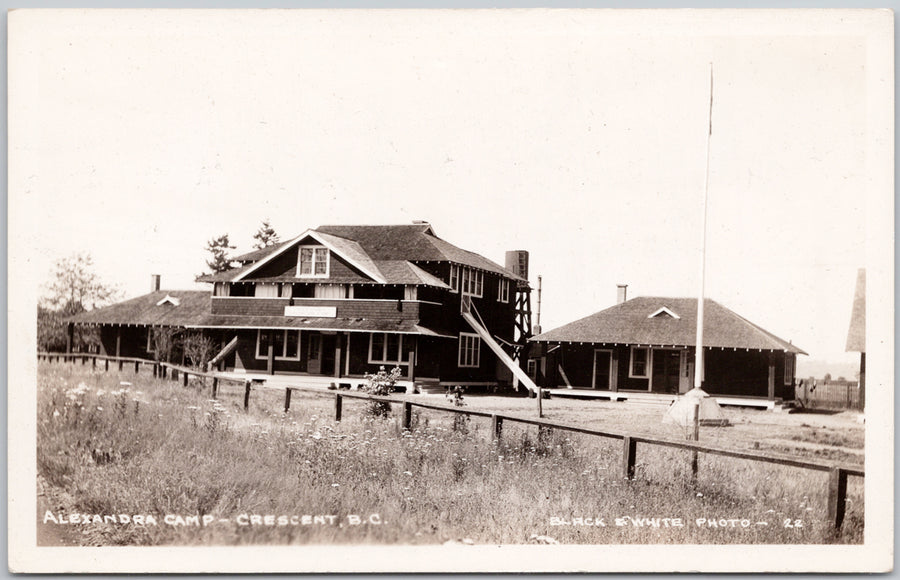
[10,9,890,367]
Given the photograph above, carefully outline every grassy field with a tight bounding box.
[37,361,864,546]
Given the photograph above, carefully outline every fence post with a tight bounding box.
[491,414,503,442]
[183,371,189,387]
[334,393,343,421]
[104,359,109,372]
[92,356,97,370]
[172,369,178,381]
[243,381,251,410]
[403,401,412,430]
[135,361,140,374]
[622,436,637,480]
[537,387,543,418]
[211,377,218,399]
[691,402,700,479]
[827,467,848,530]
[118,359,124,371]
[82,355,87,365]
[284,388,293,413]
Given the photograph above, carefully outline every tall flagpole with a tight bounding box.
[694,63,713,390]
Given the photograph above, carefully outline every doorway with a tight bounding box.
[651,349,681,394]
[592,349,613,390]
[307,334,323,374]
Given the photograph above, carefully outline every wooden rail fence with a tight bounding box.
[39,352,864,531]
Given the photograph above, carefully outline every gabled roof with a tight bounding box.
[845,268,865,352]
[233,241,290,264]
[531,296,806,354]
[231,229,387,284]
[67,291,211,326]
[312,224,524,280]
[198,223,524,285]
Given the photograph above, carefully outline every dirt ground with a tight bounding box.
[398,391,866,466]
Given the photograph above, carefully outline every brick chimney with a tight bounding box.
[616,284,628,304]
[151,274,161,292]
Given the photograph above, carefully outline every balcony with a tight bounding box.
[210,296,427,321]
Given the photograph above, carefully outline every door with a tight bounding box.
[593,350,612,390]
[651,349,681,394]
[307,334,323,374]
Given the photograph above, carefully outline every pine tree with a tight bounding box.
[252,219,280,249]
[205,234,236,274]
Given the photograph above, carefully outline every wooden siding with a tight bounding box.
[241,245,371,283]
[210,297,422,321]
[545,343,794,399]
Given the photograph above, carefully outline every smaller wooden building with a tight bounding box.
[529,295,806,402]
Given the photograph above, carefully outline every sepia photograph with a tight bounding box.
[7,7,894,573]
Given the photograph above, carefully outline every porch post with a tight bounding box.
[767,352,776,400]
[115,326,122,358]
[267,330,275,375]
[65,323,74,354]
[406,336,416,382]
[334,333,343,379]
[610,349,619,392]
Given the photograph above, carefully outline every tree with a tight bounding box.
[38,253,119,352]
[205,234,236,274]
[180,332,217,371]
[149,327,180,363]
[43,253,118,315]
[252,219,280,250]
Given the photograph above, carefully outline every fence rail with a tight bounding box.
[39,351,864,531]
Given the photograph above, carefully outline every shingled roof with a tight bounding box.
[845,269,865,352]
[201,224,523,284]
[67,291,211,326]
[67,289,453,336]
[531,296,806,354]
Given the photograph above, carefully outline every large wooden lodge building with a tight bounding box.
[68,223,531,390]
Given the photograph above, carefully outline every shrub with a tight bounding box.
[361,366,402,418]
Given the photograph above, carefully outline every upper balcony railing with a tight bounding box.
[210,296,435,320]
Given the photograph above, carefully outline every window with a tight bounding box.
[784,353,795,385]
[449,265,459,293]
[629,346,650,378]
[458,267,483,298]
[213,283,230,297]
[458,333,481,368]
[314,284,347,299]
[297,246,329,278]
[369,333,410,364]
[527,359,538,380]
[254,283,279,297]
[256,329,301,360]
[498,278,510,303]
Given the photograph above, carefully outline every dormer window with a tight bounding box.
[297,246,329,278]
[648,306,680,319]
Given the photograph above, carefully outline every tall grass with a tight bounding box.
[37,362,863,545]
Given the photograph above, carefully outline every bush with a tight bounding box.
[361,366,402,418]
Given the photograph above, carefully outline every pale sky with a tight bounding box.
[9,9,890,367]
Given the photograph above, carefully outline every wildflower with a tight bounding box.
[332,483,340,487]
[403,471,413,476]
[696,493,703,497]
